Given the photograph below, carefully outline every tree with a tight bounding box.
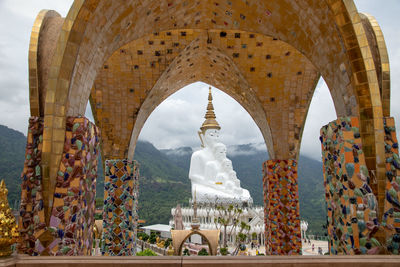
[251,232,257,240]
[213,204,243,248]
[232,221,251,256]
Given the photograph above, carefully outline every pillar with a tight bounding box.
[320,117,380,255]
[382,117,400,254]
[18,117,45,255]
[18,116,100,256]
[262,159,301,255]
[101,159,139,256]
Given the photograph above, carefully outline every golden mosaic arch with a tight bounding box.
[359,13,391,118]
[29,0,391,239]
[28,9,62,117]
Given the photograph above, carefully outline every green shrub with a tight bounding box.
[198,248,209,256]
[220,247,228,255]
[137,232,149,242]
[136,249,157,256]
[149,232,158,244]
[183,248,190,256]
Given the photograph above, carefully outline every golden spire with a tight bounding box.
[200,87,221,133]
[0,180,18,257]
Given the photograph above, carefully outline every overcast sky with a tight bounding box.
[0,1,399,161]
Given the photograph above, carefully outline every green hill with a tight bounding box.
[0,125,26,209]
[0,125,326,235]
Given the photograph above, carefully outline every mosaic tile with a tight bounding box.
[18,117,45,255]
[18,116,100,256]
[47,116,100,256]
[263,159,301,255]
[320,117,380,255]
[382,117,400,255]
[101,159,139,256]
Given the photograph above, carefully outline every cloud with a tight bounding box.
[0,0,73,134]
[138,82,265,149]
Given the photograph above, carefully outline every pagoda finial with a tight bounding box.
[200,87,221,133]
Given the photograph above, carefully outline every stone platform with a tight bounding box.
[1,255,399,267]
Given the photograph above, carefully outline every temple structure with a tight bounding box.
[17,0,398,257]
[170,89,265,247]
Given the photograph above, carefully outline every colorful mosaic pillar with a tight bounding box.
[320,117,381,255]
[18,116,100,256]
[101,159,139,256]
[18,117,45,255]
[382,117,400,254]
[47,117,100,255]
[262,159,301,255]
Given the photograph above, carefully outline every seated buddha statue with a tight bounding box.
[188,87,252,204]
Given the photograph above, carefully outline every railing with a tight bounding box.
[137,239,167,256]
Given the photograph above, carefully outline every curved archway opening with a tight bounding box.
[297,77,336,252]
[134,82,268,226]
[177,231,213,256]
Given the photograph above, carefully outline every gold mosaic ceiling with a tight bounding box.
[91,29,319,160]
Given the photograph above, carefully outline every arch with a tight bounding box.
[171,229,220,256]
[89,29,319,161]
[33,0,390,232]
[334,1,386,214]
[126,35,274,160]
[41,0,384,179]
[28,9,63,117]
[359,13,391,118]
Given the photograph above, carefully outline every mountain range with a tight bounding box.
[0,124,327,236]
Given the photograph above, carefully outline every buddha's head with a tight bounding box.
[213,143,227,160]
[203,129,220,148]
[221,158,233,171]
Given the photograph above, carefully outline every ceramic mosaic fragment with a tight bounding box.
[263,159,301,255]
[18,117,45,255]
[382,117,400,255]
[101,159,139,256]
[47,117,100,256]
[320,117,380,255]
[18,116,100,256]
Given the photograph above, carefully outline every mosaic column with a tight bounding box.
[101,159,139,256]
[47,117,100,255]
[320,117,381,255]
[262,159,301,255]
[18,117,45,255]
[381,117,400,254]
[18,116,100,256]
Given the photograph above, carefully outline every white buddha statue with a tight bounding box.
[188,87,252,204]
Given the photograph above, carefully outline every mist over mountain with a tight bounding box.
[0,125,327,235]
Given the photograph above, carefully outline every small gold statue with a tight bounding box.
[167,244,174,256]
[156,237,165,248]
[0,180,18,257]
